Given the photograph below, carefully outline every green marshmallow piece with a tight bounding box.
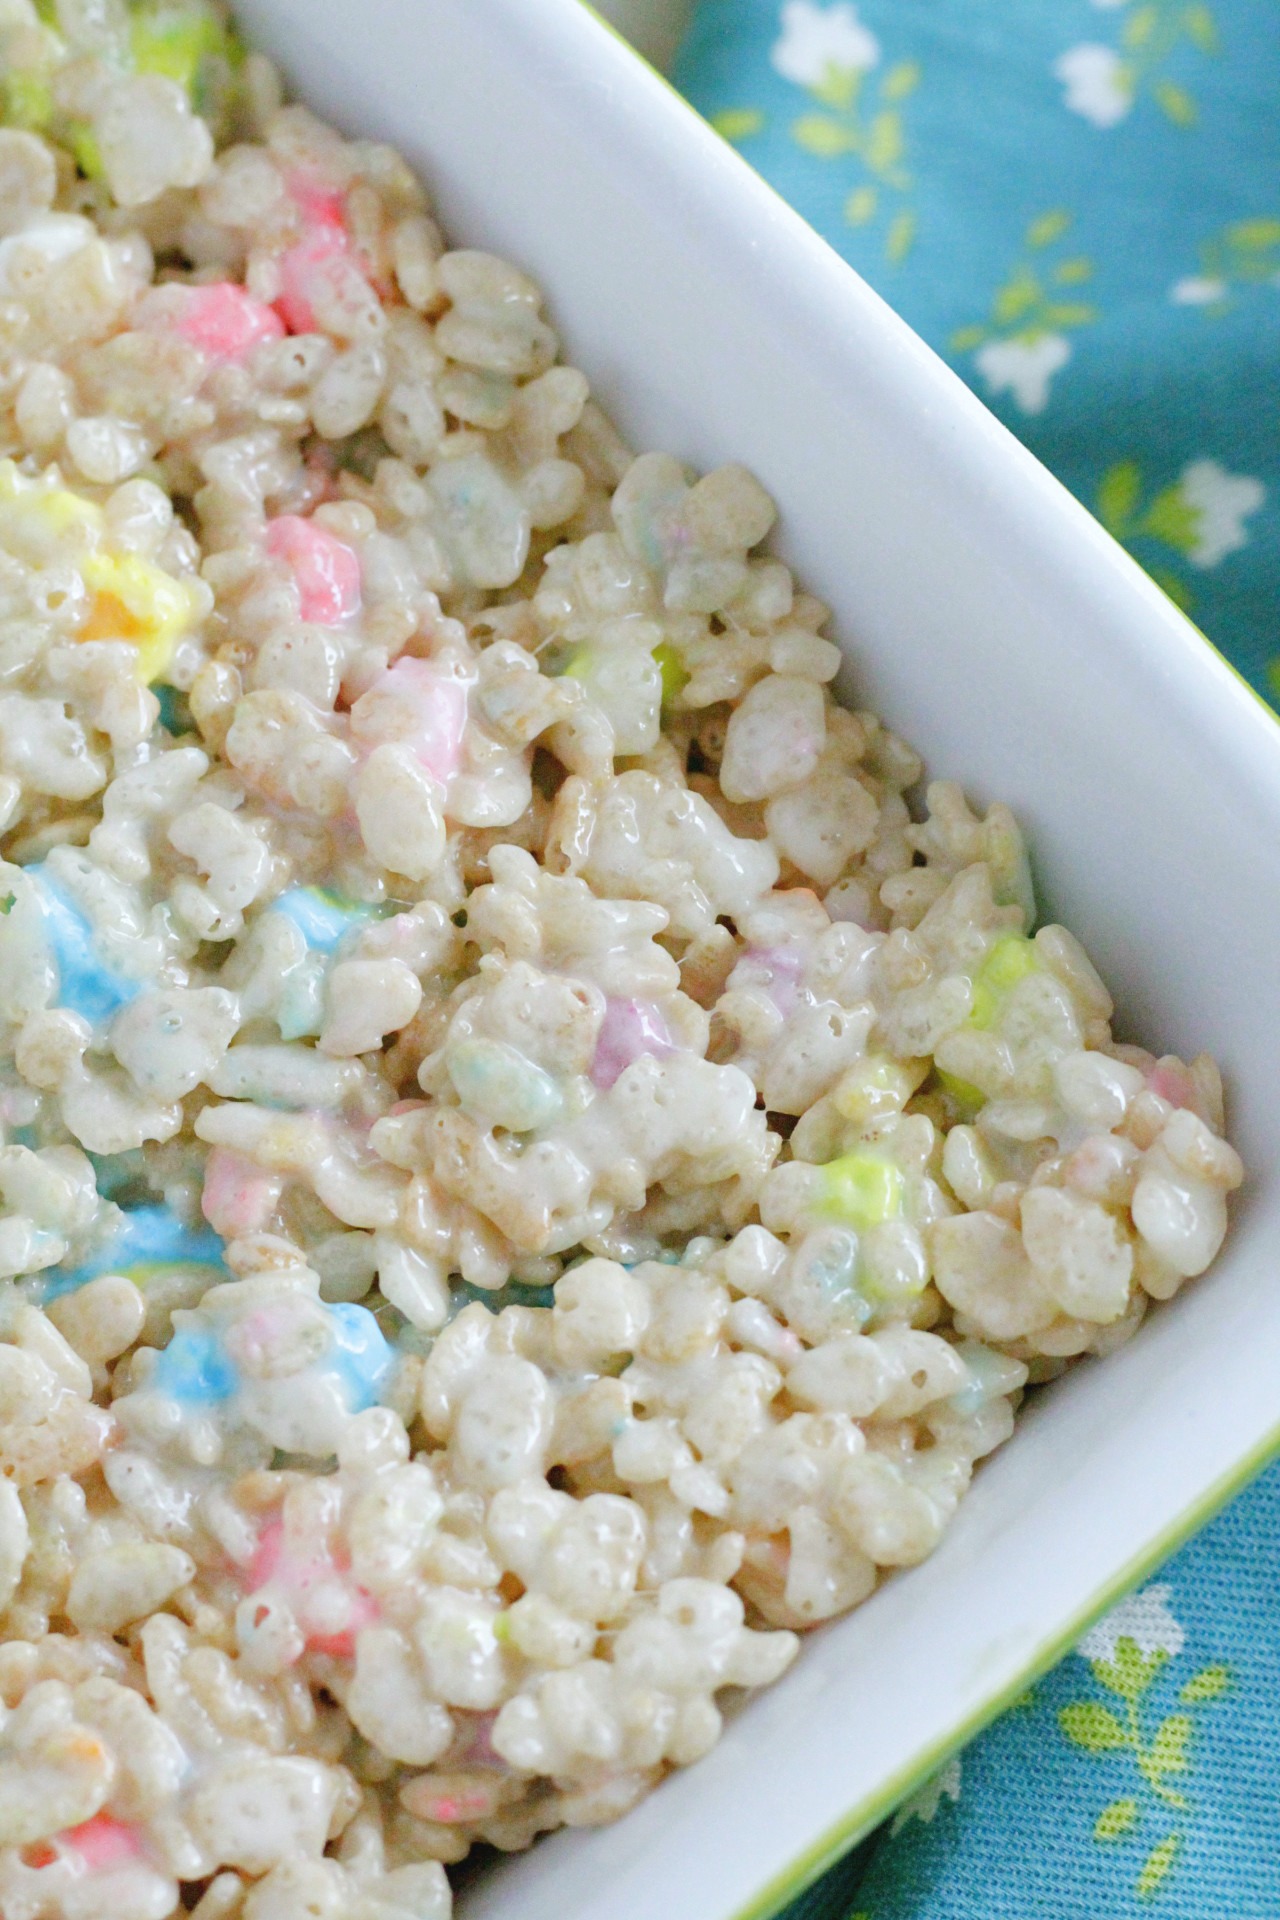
[129,5,242,106]
[967,932,1039,1030]
[68,122,105,180]
[818,1151,904,1230]
[652,641,689,706]
[4,72,54,131]
[447,1037,563,1134]
[937,1068,986,1119]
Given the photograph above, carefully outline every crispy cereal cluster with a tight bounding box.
[0,3,1243,1914]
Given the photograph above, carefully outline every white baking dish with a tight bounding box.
[231,3,1280,1915]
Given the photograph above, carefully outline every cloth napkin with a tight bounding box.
[670,3,1280,1912]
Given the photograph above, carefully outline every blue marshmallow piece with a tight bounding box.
[43,1203,228,1302]
[153,1322,239,1405]
[271,886,375,955]
[323,1300,396,1412]
[30,864,141,1026]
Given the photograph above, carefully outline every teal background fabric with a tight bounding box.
[671,3,1280,1913]
[675,0,1279,694]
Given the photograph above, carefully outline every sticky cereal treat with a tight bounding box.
[0,5,1244,1913]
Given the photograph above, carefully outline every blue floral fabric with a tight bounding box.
[671,4,1280,1913]
[675,0,1279,695]
[814,1481,1280,1919]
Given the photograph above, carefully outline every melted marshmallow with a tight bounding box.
[265,515,362,625]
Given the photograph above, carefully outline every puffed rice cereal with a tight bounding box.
[0,3,1244,1911]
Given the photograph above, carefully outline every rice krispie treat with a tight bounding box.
[0,4,1243,1913]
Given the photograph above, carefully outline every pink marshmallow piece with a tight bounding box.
[266,514,362,626]
[273,173,356,334]
[413,1790,492,1824]
[289,178,347,232]
[591,997,675,1091]
[274,228,351,335]
[62,1816,142,1873]
[176,283,285,365]
[375,657,469,783]
[246,1515,286,1591]
[1148,1062,1197,1112]
[247,1518,378,1661]
[201,1147,283,1238]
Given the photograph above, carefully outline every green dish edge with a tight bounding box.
[732,1417,1280,1920]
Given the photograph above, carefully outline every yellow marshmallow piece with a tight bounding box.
[0,465,204,679]
[79,549,204,682]
[0,461,102,564]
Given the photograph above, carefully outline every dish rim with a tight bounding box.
[728,1420,1280,1918]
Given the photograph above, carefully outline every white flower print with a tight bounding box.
[1079,1583,1185,1665]
[771,0,880,88]
[974,333,1071,414]
[1053,44,1133,127]
[1177,459,1266,566]
[889,1757,961,1836]
[1171,275,1229,306]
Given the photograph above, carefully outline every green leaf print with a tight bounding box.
[1124,4,1160,47]
[1141,485,1199,554]
[1091,1635,1168,1700]
[886,210,916,263]
[1148,1713,1193,1779]
[793,113,856,156]
[1178,215,1280,312]
[810,60,860,110]
[1154,78,1197,124]
[1095,1798,1140,1841]
[1179,1664,1231,1703]
[1150,566,1193,611]
[865,109,903,173]
[1057,0,1219,128]
[1042,300,1098,328]
[952,213,1096,364]
[1027,208,1071,248]
[1229,218,1280,250]
[1090,461,1258,611]
[1097,461,1142,537]
[993,270,1040,325]
[710,108,764,143]
[1059,1594,1231,1899]
[1184,2,1218,51]
[1059,1703,1128,1751]
[782,50,918,261]
[881,59,920,102]
[1137,1833,1182,1898]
